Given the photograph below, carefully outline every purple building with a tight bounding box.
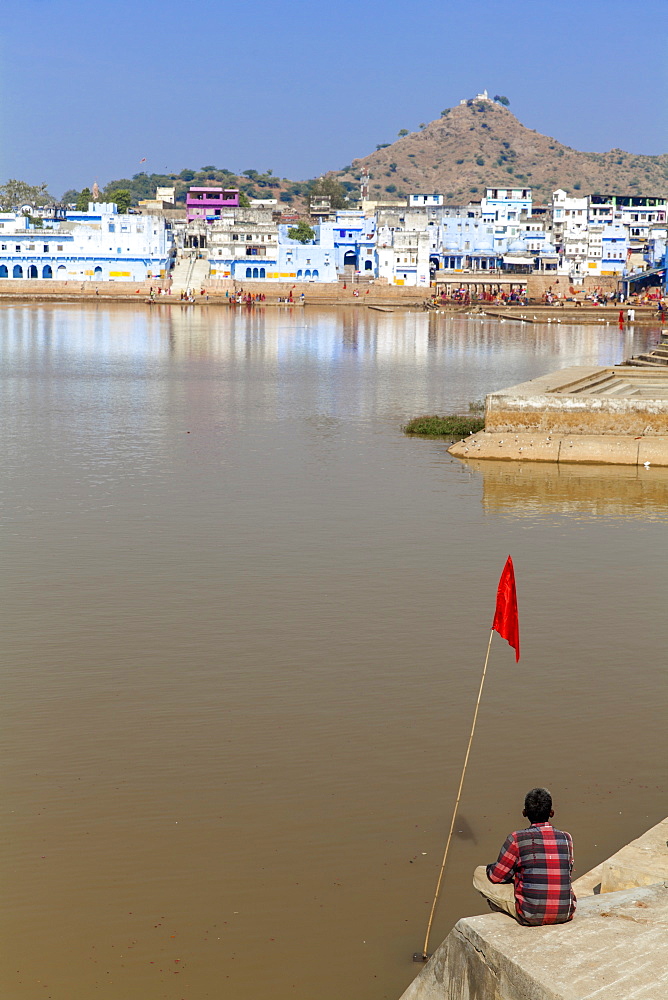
[186,187,239,223]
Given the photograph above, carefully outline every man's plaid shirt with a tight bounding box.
[486,821,575,925]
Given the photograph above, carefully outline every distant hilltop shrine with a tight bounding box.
[461,90,489,104]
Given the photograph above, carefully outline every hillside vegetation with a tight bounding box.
[333,99,668,203]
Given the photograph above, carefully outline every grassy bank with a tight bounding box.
[403,414,485,438]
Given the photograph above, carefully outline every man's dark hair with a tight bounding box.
[524,787,552,823]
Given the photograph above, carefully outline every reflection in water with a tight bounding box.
[0,304,665,1000]
[467,459,668,522]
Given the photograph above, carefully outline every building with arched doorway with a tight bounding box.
[0,202,174,281]
[207,208,279,281]
[278,223,337,282]
[318,211,377,277]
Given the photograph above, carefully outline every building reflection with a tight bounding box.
[464,458,668,521]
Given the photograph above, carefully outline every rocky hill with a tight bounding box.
[334,99,668,204]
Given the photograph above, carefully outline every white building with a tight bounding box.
[208,209,279,280]
[0,202,173,281]
[278,224,338,282]
[206,209,339,282]
[377,229,430,286]
[480,187,532,249]
[409,194,444,208]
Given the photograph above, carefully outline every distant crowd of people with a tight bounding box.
[433,285,666,312]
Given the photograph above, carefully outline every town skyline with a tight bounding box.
[2,0,666,196]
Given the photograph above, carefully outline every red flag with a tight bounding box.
[492,556,520,661]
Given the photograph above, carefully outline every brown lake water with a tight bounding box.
[1,304,666,1000]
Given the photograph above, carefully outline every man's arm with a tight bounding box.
[486,833,519,884]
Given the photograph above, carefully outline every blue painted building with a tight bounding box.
[325,210,377,274]
[0,203,173,281]
[277,224,338,282]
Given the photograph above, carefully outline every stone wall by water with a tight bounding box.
[400,818,668,1000]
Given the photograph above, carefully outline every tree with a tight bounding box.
[287,220,315,244]
[104,189,132,213]
[494,95,510,106]
[0,178,52,210]
[397,129,409,137]
[61,188,80,206]
[389,162,397,173]
[179,169,195,181]
[76,187,92,211]
[306,176,348,210]
[238,191,251,207]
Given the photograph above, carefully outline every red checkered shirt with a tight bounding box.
[486,821,575,926]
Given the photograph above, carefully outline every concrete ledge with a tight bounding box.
[573,818,668,896]
[558,435,641,465]
[449,365,668,466]
[400,882,668,1000]
[484,366,668,437]
[448,431,668,466]
[603,818,668,889]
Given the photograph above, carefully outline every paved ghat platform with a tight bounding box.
[399,818,668,1000]
[449,366,668,466]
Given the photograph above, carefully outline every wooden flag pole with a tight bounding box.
[415,628,495,962]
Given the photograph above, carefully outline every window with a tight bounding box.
[15,245,21,252]
[57,245,63,251]
[43,245,48,253]
[28,244,35,251]
[232,234,238,241]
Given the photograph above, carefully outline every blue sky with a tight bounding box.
[2,0,666,198]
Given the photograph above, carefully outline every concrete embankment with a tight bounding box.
[0,278,663,318]
[0,279,429,308]
[449,365,668,467]
[0,279,171,303]
[472,304,663,325]
[400,817,668,1000]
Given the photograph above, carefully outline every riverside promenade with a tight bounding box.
[0,278,659,327]
[400,817,668,1000]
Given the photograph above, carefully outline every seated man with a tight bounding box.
[473,787,575,926]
